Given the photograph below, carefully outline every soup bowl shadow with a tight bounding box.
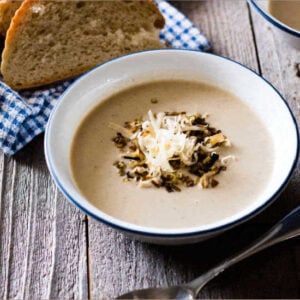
[45,49,299,245]
[248,0,300,50]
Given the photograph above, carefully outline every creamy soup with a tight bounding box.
[269,0,300,31]
[71,81,274,229]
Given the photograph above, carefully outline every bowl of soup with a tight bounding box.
[45,49,299,244]
[248,0,300,49]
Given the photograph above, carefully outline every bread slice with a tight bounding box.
[0,0,22,36]
[1,0,165,90]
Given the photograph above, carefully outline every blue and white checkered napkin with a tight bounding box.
[0,0,211,156]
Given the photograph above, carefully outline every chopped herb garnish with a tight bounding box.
[110,111,235,192]
[123,156,141,161]
[112,133,129,149]
[295,63,300,77]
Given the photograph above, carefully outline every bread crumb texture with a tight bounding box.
[1,0,165,89]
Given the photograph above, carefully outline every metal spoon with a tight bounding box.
[117,206,300,299]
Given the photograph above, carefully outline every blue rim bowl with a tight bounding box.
[248,0,300,38]
[45,49,299,243]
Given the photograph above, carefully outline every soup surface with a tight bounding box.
[269,0,300,31]
[71,81,274,229]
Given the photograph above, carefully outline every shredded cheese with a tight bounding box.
[136,111,199,175]
[109,122,133,139]
[111,110,235,191]
[221,155,236,166]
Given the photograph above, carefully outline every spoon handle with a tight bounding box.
[187,206,300,295]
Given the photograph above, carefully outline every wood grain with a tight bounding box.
[249,5,300,295]
[251,3,300,211]
[0,1,299,299]
[174,0,259,70]
[87,1,298,299]
[0,137,88,299]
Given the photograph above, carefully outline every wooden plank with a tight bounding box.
[249,3,300,296]
[250,2,300,214]
[0,152,8,298]
[174,0,259,71]
[0,136,88,298]
[0,1,298,299]
[87,1,267,299]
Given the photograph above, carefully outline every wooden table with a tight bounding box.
[0,1,299,298]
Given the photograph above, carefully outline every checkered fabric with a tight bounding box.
[0,0,211,156]
[157,1,210,51]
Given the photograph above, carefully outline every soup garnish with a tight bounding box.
[111,110,235,192]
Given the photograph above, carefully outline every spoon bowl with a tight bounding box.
[117,286,195,300]
[117,206,300,299]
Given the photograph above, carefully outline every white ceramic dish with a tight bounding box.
[248,0,300,50]
[45,49,299,245]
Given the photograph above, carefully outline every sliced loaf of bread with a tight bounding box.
[1,0,165,90]
[0,0,22,36]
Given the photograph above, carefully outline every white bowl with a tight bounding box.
[45,50,299,245]
[248,0,300,50]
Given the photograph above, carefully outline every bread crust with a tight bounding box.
[1,0,165,90]
[4,63,105,90]
[1,0,34,88]
[145,0,165,29]
[0,0,22,36]
[0,1,7,35]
